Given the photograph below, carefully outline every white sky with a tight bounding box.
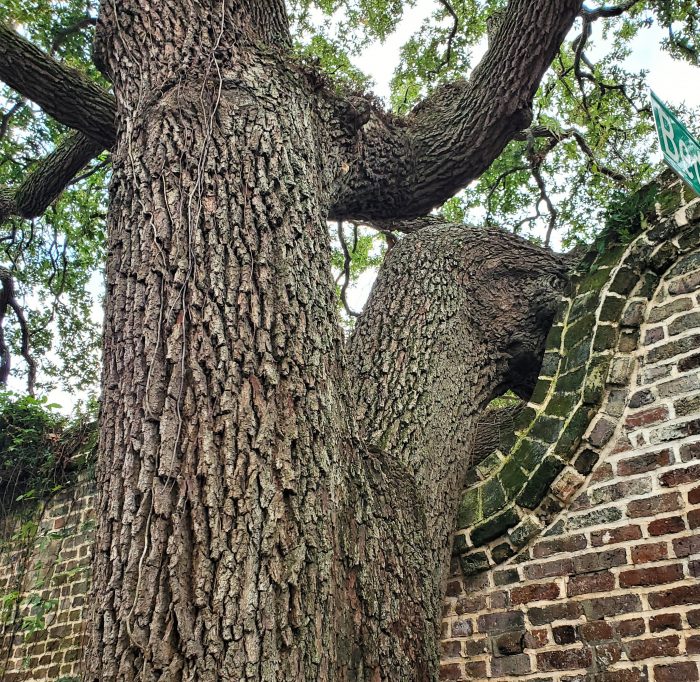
[7,3,700,410]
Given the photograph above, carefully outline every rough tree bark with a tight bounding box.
[0,1,583,680]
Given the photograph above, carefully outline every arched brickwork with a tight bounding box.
[442,174,700,680]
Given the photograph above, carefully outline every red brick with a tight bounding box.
[552,624,577,645]
[673,534,700,557]
[627,493,683,518]
[578,621,614,642]
[659,463,700,487]
[463,661,486,679]
[591,525,642,546]
[617,618,646,638]
[626,406,669,428]
[490,653,531,677]
[619,564,684,587]
[567,571,615,597]
[687,635,700,655]
[690,508,700,529]
[572,548,626,574]
[524,628,549,649]
[654,662,699,682]
[617,448,672,476]
[439,663,462,680]
[648,584,700,609]
[649,516,686,536]
[528,602,583,626]
[649,612,682,632]
[631,542,668,564]
[533,534,587,558]
[627,634,679,660]
[440,640,461,658]
[511,582,560,605]
[523,558,574,580]
[690,485,700,504]
[582,594,641,620]
[536,647,592,671]
[594,641,622,666]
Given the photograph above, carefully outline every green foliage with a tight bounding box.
[0,1,698,394]
[601,183,659,245]
[0,391,96,514]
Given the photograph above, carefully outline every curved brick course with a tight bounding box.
[442,174,700,681]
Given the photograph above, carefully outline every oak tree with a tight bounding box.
[0,1,697,679]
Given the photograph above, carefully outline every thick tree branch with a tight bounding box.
[0,23,116,147]
[0,131,103,225]
[330,0,581,221]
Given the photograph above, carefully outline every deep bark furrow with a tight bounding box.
[0,23,115,146]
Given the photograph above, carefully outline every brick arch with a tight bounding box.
[442,175,700,681]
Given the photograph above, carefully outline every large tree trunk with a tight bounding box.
[86,2,439,680]
[83,2,576,681]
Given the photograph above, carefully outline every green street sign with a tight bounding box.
[650,91,700,196]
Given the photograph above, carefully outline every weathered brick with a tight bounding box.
[617,449,672,476]
[681,441,700,461]
[463,661,487,679]
[589,478,652,506]
[578,620,614,642]
[511,582,560,605]
[627,492,683,518]
[648,515,686,536]
[533,534,587,559]
[688,635,700,654]
[649,612,682,632]
[647,584,700,609]
[582,594,641,620]
[591,525,642,547]
[537,648,592,672]
[619,563,684,587]
[477,610,525,633]
[440,640,461,658]
[672,534,700,557]
[552,625,577,645]
[654,662,699,682]
[569,506,623,530]
[647,297,693,323]
[625,406,669,429]
[617,618,646,638]
[451,618,473,637]
[491,653,531,677]
[659,463,700,487]
[631,542,668,564]
[627,635,680,661]
[494,630,525,656]
[567,571,615,597]
[528,602,584,626]
[572,548,627,575]
[439,663,462,680]
[524,558,574,581]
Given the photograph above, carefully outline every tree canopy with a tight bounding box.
[0,0,698,400]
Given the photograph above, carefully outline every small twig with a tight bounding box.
[337,221,359,319]
[50,16,97,55]
[426,0,459,78]
[0,267,36,395]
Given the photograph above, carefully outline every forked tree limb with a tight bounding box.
[330,0,582,220]
[0,23,116,147]
[0,130,104,225]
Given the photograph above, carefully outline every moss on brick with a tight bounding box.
[529,379,551,405]
[459,551,490,577]
[528,415,565,444]
[477,451,504,480]
[555,367,586,393]
[539,351,562,378]
[555,405,595,457]
[512,438,548,471]
[609,267,639,295]
[480,478,507,519]
[545,392,578,418]
[583,357,611,405]
[470,507,521,546]
[563,314,596,351]
[593,324,618,352]
[516,456,566,509]
[456,487,481,529]
[578,267,612,294]
[599,295,626,321]
[497,459,528,497]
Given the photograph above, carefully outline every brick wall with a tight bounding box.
[1,176,699,682]
[441,177,700,680]
[0,476,95,681]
